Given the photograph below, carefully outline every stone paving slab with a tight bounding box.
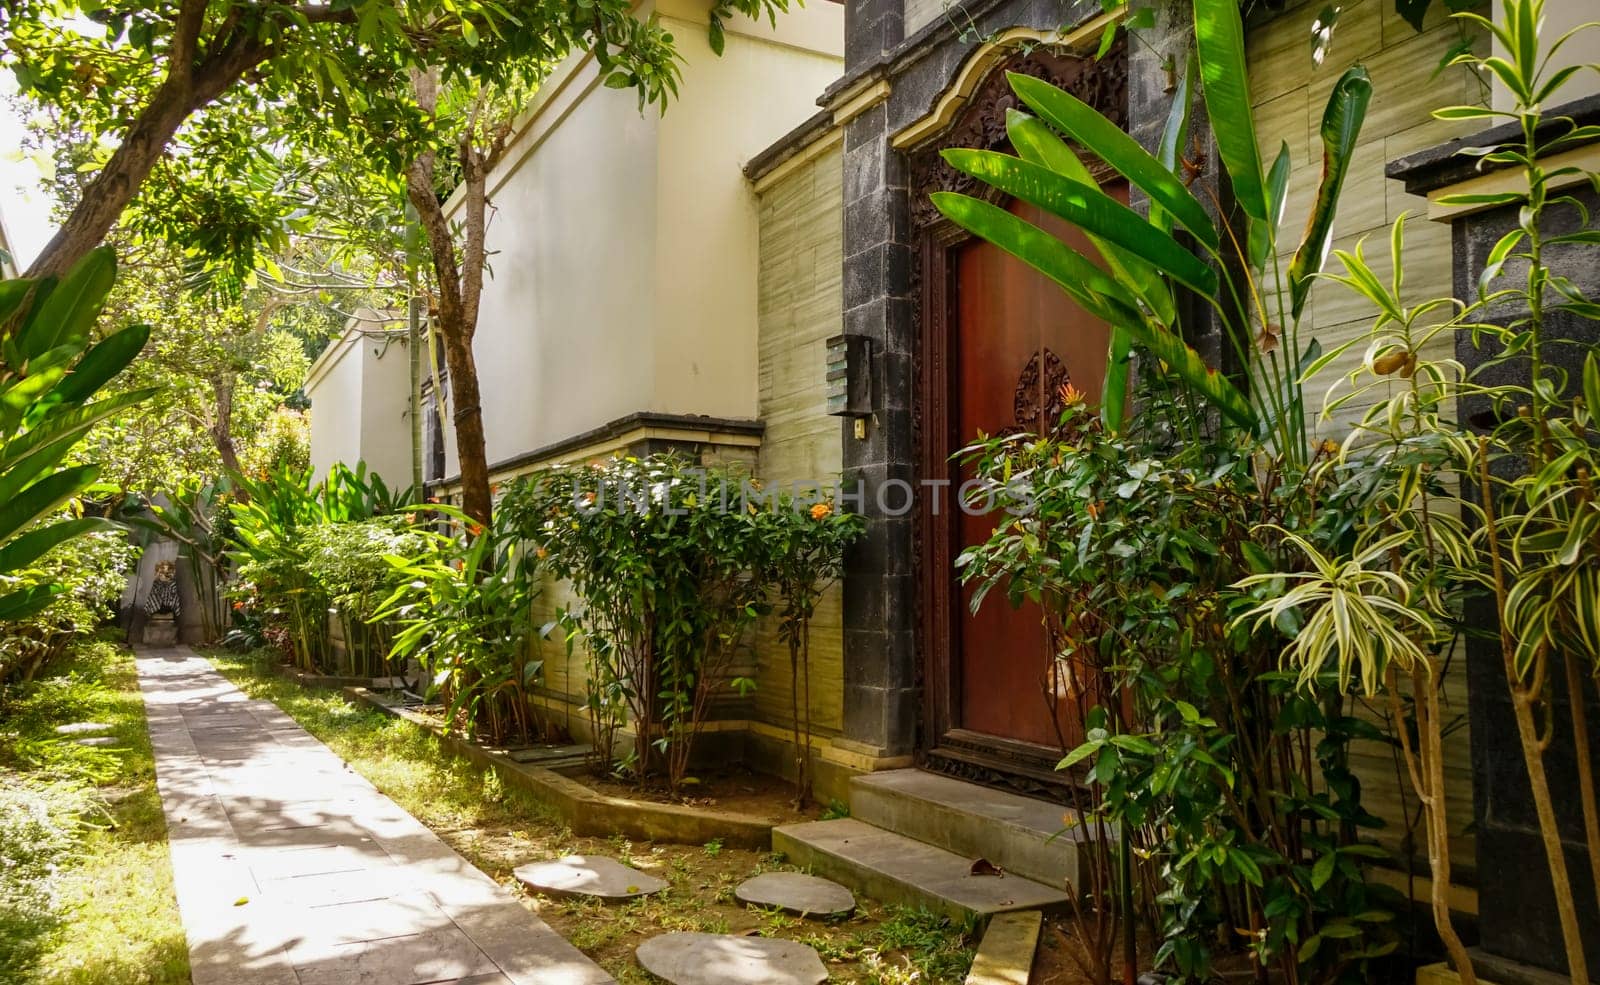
[135,646,615,985]
[514,855,668,901]
[635,932,828,985]
[734,871,855,918]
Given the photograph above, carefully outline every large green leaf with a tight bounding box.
[1195,0,1269,221]
[0,516,117,573]
[19,247,116,359]
[0,387,161,473]
[1005,110,1177,324]
[0,583,64,622]
[1008,72,1220,250]
[1102,328,1134,431]
[0,463,100,544]
[941,149,1219,297]
[1154,53,1198,235]
[931,192,1256,431]
[1289,66,1372,319]
[41,323,152,410]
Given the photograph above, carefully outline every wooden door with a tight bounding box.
[920,187,1123,771]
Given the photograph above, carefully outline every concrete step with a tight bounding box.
[772,818,1069,926]
[849,768,1096,889]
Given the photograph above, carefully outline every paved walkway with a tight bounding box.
[136,646,614,985]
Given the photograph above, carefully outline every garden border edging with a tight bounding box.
[343,685,776,850]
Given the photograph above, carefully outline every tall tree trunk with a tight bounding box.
[403,70,498,528]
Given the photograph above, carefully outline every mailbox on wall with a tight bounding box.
[824,334,872,418]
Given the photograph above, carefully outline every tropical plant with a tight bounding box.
[375,508,548,744]
[933,0,1374,469]
[226,461,418,669]
[959,390,1400,985]
[0,519,140,685]
[299,516,430,676]
[1239,4,1600,978]
[0,247,154,627]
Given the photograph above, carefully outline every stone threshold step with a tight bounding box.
[850,768,1099,888]
[772,818,1069,926]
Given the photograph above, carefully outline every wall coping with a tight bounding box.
[1387,93,1600,196]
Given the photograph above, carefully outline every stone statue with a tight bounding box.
[145,560,181,621]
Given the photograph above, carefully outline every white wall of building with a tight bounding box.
[441,0,843,476]
[305,318,414,485]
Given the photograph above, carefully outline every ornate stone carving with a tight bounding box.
[908,39,1128,228]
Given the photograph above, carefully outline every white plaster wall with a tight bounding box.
[457,79,660,476]
[653,4,846,423]
[306,334,365,482]
[357,337,415,487]
[444,0,843,478]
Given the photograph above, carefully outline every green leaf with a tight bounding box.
[34,324,151,413]
[931,193,1256,431]
[1289,65,1372,319]
[940,149,1219,297]
[0,583,63,622]
[0,464,99,544]
[1102,327,1132,432]
[1311,851,1337,890]
[1584,351,1600,421]
[1008,72,1220,249]
[708,15,725,55]
[20,246,115,359]
[0,516,116,572]
[1194,0,1268,221]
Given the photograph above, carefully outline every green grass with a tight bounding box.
[0,636,188,985]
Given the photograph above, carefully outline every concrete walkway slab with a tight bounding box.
[136,646,614,985]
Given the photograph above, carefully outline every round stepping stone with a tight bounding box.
[513,855,666,901]
[55,722,111,736]
[73,736,122,748]
[735,872,854,918]
[636,932,827,985]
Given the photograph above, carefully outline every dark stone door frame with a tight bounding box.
[832,0,1198,768]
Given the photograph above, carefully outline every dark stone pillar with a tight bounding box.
[1390,94,1600,981]
[844,0,903,72]
[839,94,919,758]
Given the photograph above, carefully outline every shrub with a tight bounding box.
[0,522,139,686]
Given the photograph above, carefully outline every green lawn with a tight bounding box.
[0,637,188,985]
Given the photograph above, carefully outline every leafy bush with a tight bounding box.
[501,455,861,792]
[377,509,547,745]
[226,461,419,670]
[299,516,431,675]
[0,522,139,686]
[0,778,96,981]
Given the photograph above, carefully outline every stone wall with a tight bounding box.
[752,143,848,737]
[1248,0,1488,901]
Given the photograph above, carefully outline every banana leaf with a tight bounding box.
[1289,66,1373,318]
[1195,0,1268,222]
[941,149,1219,297]
[1008,72,1220,250]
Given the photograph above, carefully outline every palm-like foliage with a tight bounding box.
[0,248,155,622]
[933,0,1372,465]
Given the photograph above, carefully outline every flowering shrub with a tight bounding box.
[501,455,862,791]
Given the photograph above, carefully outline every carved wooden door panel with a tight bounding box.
[922,187,1122,771]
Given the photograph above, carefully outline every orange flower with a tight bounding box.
[1058,382,1085,406]
[535,546,549,559]
[1085,501,1101,520]
[809,502,832,520]
[468,522,484,537]
[491,483,502,495]
[232,601,245,611]
[454,559,464,570]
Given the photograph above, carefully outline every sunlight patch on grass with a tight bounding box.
[0,638,188,985]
